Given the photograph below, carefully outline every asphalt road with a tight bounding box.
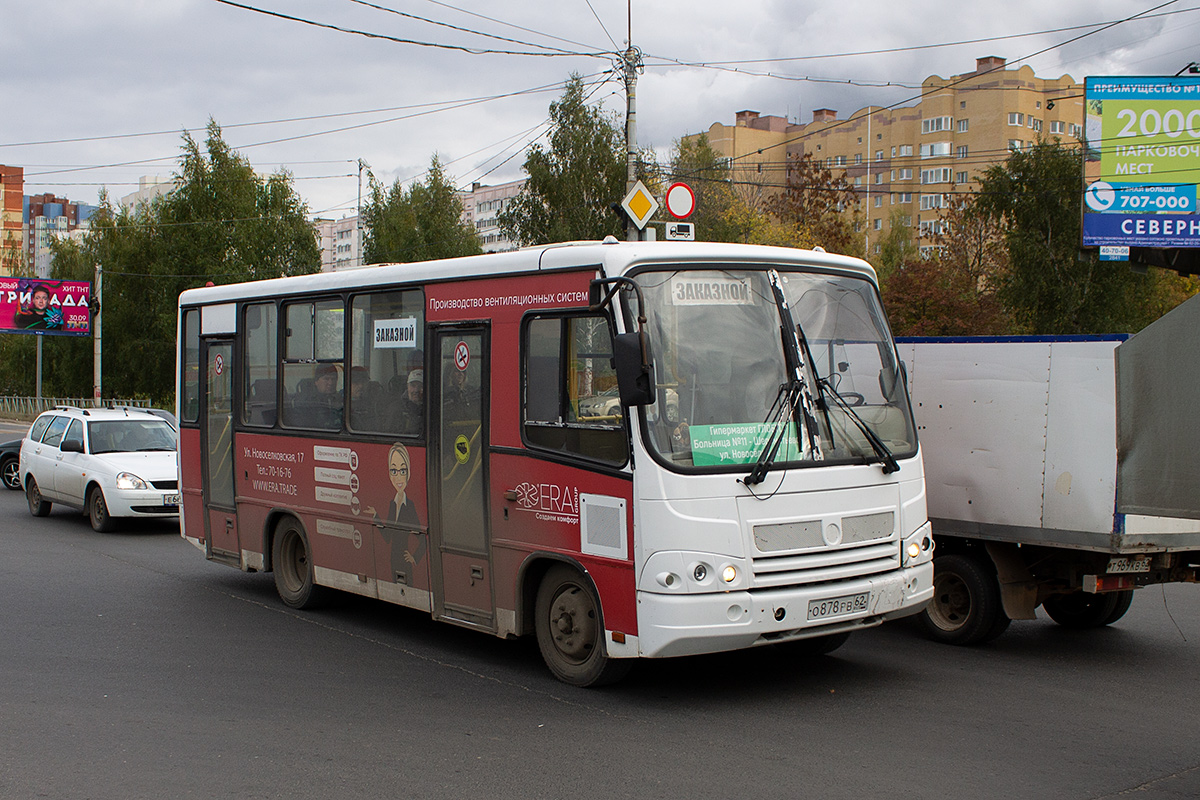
[1,479,1199,800]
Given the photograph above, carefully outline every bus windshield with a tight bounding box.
[635,266,917,471]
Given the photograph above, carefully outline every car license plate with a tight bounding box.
[807,592,869,621]
[1106,557,1151,574]
[164,493,181,507]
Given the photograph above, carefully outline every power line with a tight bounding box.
[211,0,608,58]
[342,0,592,56]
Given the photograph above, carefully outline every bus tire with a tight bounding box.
[1042,590,1125,629]
[534,565,631,687]
[26,476,51,517]
[272,518,325,610]
[921,553,1009,645]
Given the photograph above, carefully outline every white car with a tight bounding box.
[19,407,179,532]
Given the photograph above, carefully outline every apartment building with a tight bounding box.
[692,56,1084,256]
[314,215,361,271]
[0,165,23,275]
[24,193,96,277]
[458,178,525,253]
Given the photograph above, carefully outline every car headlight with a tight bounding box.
[116,472,148,490]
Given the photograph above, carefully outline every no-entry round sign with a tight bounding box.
[665,182,695,220]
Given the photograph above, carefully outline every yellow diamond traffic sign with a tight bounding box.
[621,180,659,230]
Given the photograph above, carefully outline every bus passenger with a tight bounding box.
[389,369,424,436]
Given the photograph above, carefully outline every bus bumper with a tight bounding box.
[634,561,933,659]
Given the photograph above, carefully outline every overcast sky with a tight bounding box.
[2,0,1197,219]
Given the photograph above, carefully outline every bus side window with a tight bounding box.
[522,313,628,466]
[349,289,424,437]
[243,302,277,427]
[181,309,200,423]
[281,299,345,431]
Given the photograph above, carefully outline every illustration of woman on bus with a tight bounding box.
[367,442,426,585]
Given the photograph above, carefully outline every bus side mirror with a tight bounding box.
[613,332,654,407]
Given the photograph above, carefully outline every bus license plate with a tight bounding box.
[807,592,869,621]
[1106,557,1151,574]
[164,493,181,507]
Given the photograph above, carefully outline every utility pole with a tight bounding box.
[621,2,643,241]
[92,264,102,407]
[356,159,365,266]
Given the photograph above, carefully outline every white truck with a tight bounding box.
[899,293,1200,643]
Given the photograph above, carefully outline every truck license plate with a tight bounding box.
[1106,557,1151,574]
[807,592,869,621]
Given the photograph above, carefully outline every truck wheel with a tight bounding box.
[1042,591,1126,629]
[272,518,326,609]
[1103,590,1134,625]
[921,554,1010,645]
[778,631,852,656]
[535,565,631,687]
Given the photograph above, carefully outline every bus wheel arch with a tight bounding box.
[531,561,631,687]
[270,515,327,610]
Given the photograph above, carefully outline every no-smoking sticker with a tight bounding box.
[214,353,224,375]
[454,341,470,371]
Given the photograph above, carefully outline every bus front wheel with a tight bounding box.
[534,565,631,687]
[272,519,325,609]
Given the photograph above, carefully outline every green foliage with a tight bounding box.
[35,120,320,404]
[498,75,627,245]
[876,209,918,285]
[668,134,742,242]
[975,141,1161,334]
[361,155,482,264]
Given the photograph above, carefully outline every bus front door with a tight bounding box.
[201,338,239,565]
[429,328,494,628]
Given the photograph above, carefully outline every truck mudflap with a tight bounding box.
[635,561,933,659]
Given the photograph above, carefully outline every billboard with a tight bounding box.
[1082,75,1200,250]
[0,278,92,336]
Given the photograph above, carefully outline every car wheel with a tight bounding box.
[26,476,51,517]
[1,457,20,490]
[88,486,116,533]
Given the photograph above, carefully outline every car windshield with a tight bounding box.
[633,265,916,470]
[88,419,178,454]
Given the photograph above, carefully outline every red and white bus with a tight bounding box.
[177,240,933,685]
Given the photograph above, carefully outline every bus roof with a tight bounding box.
[177,240,878,307]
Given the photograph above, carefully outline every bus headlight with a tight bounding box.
[721,565,737,583]
[693,564,708,582]
[902,523,934,567]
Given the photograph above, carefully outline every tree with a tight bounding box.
[669,134,740,242]
[361,155,481,264]
[974,140,1163,334]
[498,75,627,245]
[876,209,918,283]
[768,152,862,257]
[39,120,320,403]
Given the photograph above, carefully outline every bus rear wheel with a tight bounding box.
[272,519,325,609]
[534,565,631,687]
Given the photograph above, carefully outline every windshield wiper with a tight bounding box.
[745,380,802,486]
[817,377,899,474]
